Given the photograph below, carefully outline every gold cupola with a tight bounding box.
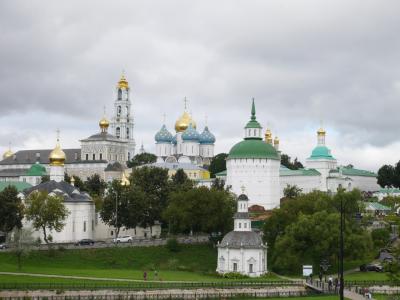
[3,144,13,159]
[265,128,273,144]
[49,133,66,167]
[117,74,129,89]
[99,108,110,133]
[274,136,280,145]
[175,111,197,132]
[317,127,326,136]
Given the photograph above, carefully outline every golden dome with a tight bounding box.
[317,127,326,136]
[117,74,129,89]
[175,111,196,132]
[49,141,66,166]
[274,136,280,145]
[3,149,13,159]
[265,128,273,143]
[99,116,110,132]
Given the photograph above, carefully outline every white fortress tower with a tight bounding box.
[226,99,281,209]
[110,74,136,161]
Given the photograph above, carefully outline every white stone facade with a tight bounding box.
[226,158,281,209]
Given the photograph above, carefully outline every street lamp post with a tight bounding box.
[339,194,344,300]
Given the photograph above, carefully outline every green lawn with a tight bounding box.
[344,271,390,281]
[0,245,282,282]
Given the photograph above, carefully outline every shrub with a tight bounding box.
[166,238,181,252]
[221,272,249,279]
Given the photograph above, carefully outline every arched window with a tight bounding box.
[85,154,88,161]
[254,129,256,136]
[92,154,96,160]
[117,106,121,116]
[128,152,131,161]
[116,127,120,138]
[118,89,122,100]
[126,128,129,139]
[99,153,103,160]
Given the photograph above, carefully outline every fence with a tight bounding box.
[0,290,311,300]
[0,280,302,291]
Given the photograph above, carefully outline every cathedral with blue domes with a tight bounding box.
[154,102,215,166]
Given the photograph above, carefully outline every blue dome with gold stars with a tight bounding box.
[199,126,215,144]
[182,124,200,142]
[155,125,173,143]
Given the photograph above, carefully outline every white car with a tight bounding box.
[113,235,133,243]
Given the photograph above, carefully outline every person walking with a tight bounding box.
[328,276,333,292]
[143,271,147,281]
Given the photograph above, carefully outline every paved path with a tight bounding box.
[0,271,184,283]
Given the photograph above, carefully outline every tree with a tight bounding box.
[371,228,391,249]
[283,184,303,199]
[170,169,193,192]
[7,227,35,270]
[85,174,107,197]
[64,173,71,183]
[163,186,235,235]
[377,164,395,188]
[130,167,170,233]
[209,153,228,178]
[281,153,304,170]
[0,185,24,240]
[127,152,157,168]
[71,175,87,191]
[25,191,69,244]
[41,175,50,183]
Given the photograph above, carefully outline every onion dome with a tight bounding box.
[182,124,200,141]
[155,125,173,143]
[265,128,273,144]
[199,126,216,144]
[238,194,249,201]
[3,148,13,159]
[175,111,196,132]
[99,116,110,133]
[117,74,129,89]
[49,138,66,166]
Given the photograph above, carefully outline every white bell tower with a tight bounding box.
[110,73,136,161]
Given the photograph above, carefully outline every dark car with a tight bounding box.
[360,264,383,272]
[75,239,95,246]
[0,243,8,250]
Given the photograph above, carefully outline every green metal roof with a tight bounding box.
[340,167,377,177]
[0,181,32,192]
[308,146,335,160]
[365,202,391,211]
[280,166,321,177]
[379,188,400,193]
[228,139,280,160]
[26,163,47,176]
[215,170,227,177]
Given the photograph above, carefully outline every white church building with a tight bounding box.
[217,192,268,277]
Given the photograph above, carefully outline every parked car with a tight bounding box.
[75,239,95,246]
[360,264,384,272]
[0,243,8,250]
[113,235,133,243]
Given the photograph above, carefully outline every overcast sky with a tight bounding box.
[0,0,399,171]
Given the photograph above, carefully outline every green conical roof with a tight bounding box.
[245,98,262,129]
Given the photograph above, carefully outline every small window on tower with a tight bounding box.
[85,154,89,161]
[99,153,103,160]
[126,128,129,139]
[118,89,122,100]
[92,154,96,160]
[117,106,121,116]
[116,127,120,138]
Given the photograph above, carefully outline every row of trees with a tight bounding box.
[99,167,235,237]
[263,189,373,274]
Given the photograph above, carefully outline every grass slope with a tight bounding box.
[0,244,280,282]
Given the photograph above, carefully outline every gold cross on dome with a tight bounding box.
[56,128,60,142]
[162,113,166,124]
[184,97,188,111]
